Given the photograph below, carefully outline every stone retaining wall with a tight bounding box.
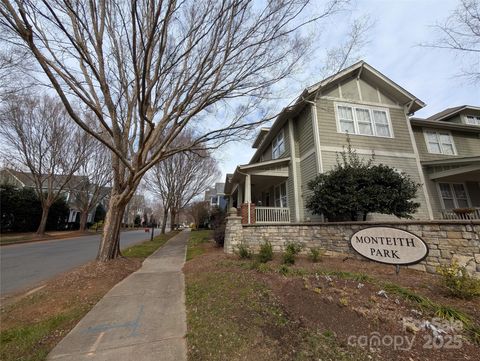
[224,209,480,276]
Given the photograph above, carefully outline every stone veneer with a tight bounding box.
[223,208,480,276]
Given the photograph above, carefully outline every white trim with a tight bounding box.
[239,157,290,170]
[436,182,472,210]
[310,103,323,173]
[422,129,457,156]
[288,118,301,222]
[249,169,289,177]
[376,87,382,103]
[404,106,434,220]
[299,148,315,162]
[323,96,404,109]
[274,181,288,208]
[337,83,343,98]
[334,102,395,139]
[320,146,416,159]
[429,164,480,180]
[356,78,363,101]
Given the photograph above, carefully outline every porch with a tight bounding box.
[425,159,480,220]
[224,158,292,224]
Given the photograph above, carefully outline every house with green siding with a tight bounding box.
[223,61,480,223]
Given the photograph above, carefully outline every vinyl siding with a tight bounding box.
[320,151,431,220]
[299,152,322,221]
[316,98,415,154]
[295,108,314,157]
[412,126,480,161]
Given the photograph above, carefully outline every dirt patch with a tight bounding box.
[0,258,141,360]
[184,244,480,361]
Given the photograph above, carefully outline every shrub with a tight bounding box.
[285,242,303,255]
[437,261,480,299]
[214,224,225,247]
[236,243,253,259]
[309,247,325,263]
[258,240,273,263]
[278,264,290,276]
[282,251,296,265]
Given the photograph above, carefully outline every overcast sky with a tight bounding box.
[214,0,480,182]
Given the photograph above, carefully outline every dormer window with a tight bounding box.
[272,129,285,159]
[466,115,480,126]
[423,130,457,155]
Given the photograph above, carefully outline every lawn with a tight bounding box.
[0,230,179,361]
[186,229,213,261]
[184,244,480,361]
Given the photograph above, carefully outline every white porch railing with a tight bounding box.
[441,208,480,220]
[255,206,290,223]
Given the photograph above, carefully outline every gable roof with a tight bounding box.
[249,61,425,163]
[1,168,88,190]
[426,105,480,121]
[305,61,426,112]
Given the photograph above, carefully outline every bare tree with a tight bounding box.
[423,0,480,82]
[1,0,351,260]
[74,142,112,232]
[188,201,210,229]
[146,136,220,234]
[0,94,89,236]
[319,16,373,78]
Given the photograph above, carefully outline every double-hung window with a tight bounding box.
[438,183,469,210]
[336,103,392,138]
[272,129,285,159]
[466,115,480,126]
[424,130,456,155]
[274,182,288,208]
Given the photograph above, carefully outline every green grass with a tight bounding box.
[0,306,87,361]
[186,230,213,261]
[122,230,180,258]
[186,267,369,361]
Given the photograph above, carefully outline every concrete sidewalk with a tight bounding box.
[48,231,189,361]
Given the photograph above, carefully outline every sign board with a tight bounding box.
[350,227,428,265]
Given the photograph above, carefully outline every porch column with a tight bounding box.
[237,185,243,205]
[245,174,251,203]
[245,174,252,224]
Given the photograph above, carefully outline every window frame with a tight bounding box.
[274,182,288,208]
[334,102,394,139]
[437,182,471,210]
[422,129,457,155]
[272,129,285,160]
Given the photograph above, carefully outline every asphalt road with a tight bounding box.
[0,229,162,296]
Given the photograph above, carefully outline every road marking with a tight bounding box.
[87,331,105,356]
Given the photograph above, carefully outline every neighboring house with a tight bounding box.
[224,61,480,224]
[0,168,106,225]
[204,183,227,210]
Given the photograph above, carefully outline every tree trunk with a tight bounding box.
[79,210,89,232]
[36,204,50,236]
[97,194,127,261]
[170,208,176,231]
[161,207,168,234]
